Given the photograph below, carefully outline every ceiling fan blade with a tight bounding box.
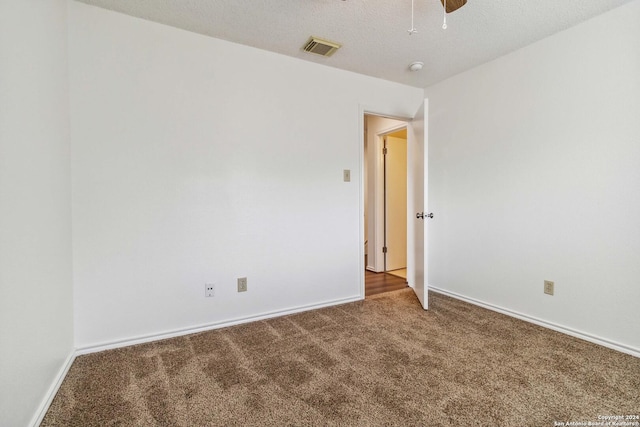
[440,0,467,13]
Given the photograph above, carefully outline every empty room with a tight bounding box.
[1,0,639,426]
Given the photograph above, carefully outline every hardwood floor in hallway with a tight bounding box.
[365,270,408,297]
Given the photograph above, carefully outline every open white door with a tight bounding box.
[407,99,428,309]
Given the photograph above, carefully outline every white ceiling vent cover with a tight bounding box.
[302,37,342,57]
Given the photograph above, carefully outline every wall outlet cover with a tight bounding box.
[205,284,215,297]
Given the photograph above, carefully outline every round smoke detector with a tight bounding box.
[408,61,424,72]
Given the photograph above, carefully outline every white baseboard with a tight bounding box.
[429,286,640,359]
[76,295,363,355]
[30,350,76,427]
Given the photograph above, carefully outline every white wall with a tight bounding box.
[68,2,424,348]
[0,1,74,425]
[426,0,640,352]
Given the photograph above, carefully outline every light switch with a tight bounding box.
[343,169,351,182]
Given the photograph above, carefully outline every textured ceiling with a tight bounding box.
[74,0,634,88]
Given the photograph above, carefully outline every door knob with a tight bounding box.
[426,212,434,219]
[416,212,424,219]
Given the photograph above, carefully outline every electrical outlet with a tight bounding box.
[237,277,247,293]
[205,284,215,297]
[544,280,554,296]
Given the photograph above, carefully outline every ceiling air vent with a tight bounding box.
[302,36,342,57]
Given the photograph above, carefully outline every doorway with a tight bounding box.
[360,100,429,308]
[363,114,409,296]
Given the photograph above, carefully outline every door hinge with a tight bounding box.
[382,246,388,253]
[383,147,388,155]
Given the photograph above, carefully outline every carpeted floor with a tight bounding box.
[43,290,640,426]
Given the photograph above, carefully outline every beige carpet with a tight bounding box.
[43,290,639,426]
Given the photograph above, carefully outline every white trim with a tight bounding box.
[76,295,362,355]
[30,350,76,427]
[430,286,640,358]
[378,123,407,136]
[361,110,412,122]
[358,106,366,300]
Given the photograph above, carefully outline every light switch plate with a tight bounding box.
[343,169,351,182]
[237,277,247,293]
[544,280,554,296]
